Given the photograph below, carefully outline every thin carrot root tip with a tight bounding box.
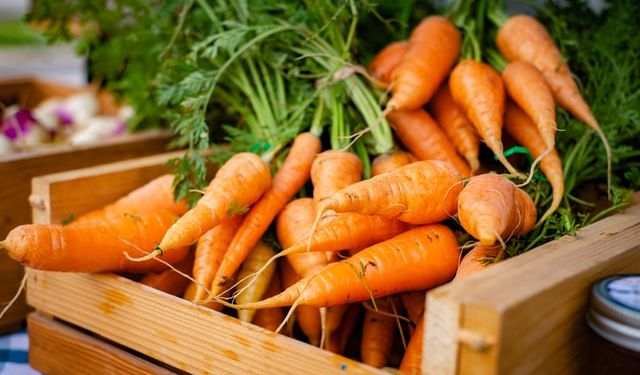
[517,147,551,188]
[123,248,163,263]
[0,274,27,321]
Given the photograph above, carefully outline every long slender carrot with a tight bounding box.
[2,209,188,273]
[454,245,500,281]
[505,103,564,223]
[140,252,194,296]
[361,299,397,368]
[209,134,320,296]
[369,41,408,88]
[387,16,461,111]
[253,273,285,332]
[232,224,459,309]
[497,14,611,193]
[316,160,462,225]
[372,151,416,176]
[399,316,424,375]
[327,304,361,354]
[449,60,522,177]
[502,61,556,150]
[236,241,277,323]
[458,173,537,246]
[431,85,480,172]
[388,108,471,177]
[156,152,271,255]
[401,292,425,326]
[311,150,362,203]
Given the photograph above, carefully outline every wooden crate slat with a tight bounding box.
[28,312,174,375]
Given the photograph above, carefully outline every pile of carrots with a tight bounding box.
[1,7,609,374]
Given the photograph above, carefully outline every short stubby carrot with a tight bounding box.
[388,16,461,111]
[449,60,521,177]
[311,150,362,202]
[454,245,501,281]
[210,133,320,296]
[157,152,271,253]
[458,173,537,246]
[388,108,471,177]
[2,209,188,273]
[431,85,480,172]
[399,316,424,375]
[505,103,564,223]
[253,273,285,332]
[369,41,408,88]
[317,160,462,225]
[140,252,194,296]
[232,224,460,309]
[372,151,416,176]
[502,61,556,150]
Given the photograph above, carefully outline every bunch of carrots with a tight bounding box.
[1,0,617,372]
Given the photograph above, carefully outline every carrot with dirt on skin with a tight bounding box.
[2,209,188,273]
[496,14,612,194]
[361,299,397,368]
[504,102,565,223]
[454,245,501,281]
[369,41,408,88]
[458,173,537,246]
[399,315,424,375]
[431,85,481,173]
[388,108,471,177]
[235,241,277,323]
[140,252,194,296]
[208,134,320,298]
[449,60,523,177]
[372,151,416,176]
[253,273,285,332]
[327,304,361,354]
[401,292,425,326]
[387,16,461,111]
[310,150,362,203]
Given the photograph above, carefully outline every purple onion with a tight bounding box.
[2,109,36,141]
[55,107,74,126]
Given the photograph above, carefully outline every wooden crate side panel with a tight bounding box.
[28,312,174,375]
[422,294,461,375]
[27,271,382,375]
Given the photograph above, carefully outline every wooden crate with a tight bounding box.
[25,154,640,374]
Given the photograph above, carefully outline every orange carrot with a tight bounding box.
[454,245,501,280]
[497,14,611,192]
[361,299,397,368]
[233,224,460,309]
[502,61,556,150]
[210,134,321,295]
[388,16,461,111]
[372,151,416,176]
[280,257,321,345]
[236,241,277,322]
[327,304,361,354]
[279,258,301,337]
[388,108,471,176]
[311,150,362,203]
[369,41,408,88]
[505,103,564,223]
[2,209,188,273]
[157,152,271,254]
[449,60,522,176]
[316,160,462,225]
[253,273,285,332]
[192,217,242,303]
[399,316,424,375]
[431,85,480,172]
[183,283,223,311]
[140,252,194,296]
[458,173,537,246]
[401,292,425,326]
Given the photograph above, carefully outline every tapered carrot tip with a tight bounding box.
[124,247,163,262]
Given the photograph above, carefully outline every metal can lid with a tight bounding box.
[588,275,640,352]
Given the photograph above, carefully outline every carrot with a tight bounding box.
[431,85,480,172]
[236,241,277,323]
[369,41,408,88]
[502,61,556,150]
[387,16,461,111]
[496,14,611,193]
[505,103,565,223]
[361,299,397,368]
[388,108,471,177]
[155,152,271,256]
[458,173,537,246]
[232,224,460,310]
[183,282,223,311]
[327,304,361,354]
[2,209,188,273]
[399,316,424,375]
[316,160,462,225]
[140,252,194,296]
[279,258,300,337]
[280,257,320,344]
[401,292,425,326]
[210,134,320,295]
[372,151,416,176]
[192,217,243,303]
[253,273,285,332]
[311,150,362,203]
[454,245,501,281]
[449,60,522,177]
